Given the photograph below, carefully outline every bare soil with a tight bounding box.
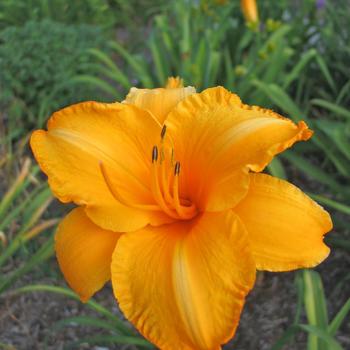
[1,248,349,350]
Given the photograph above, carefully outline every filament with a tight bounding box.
[99,161,161,211]
[172,162,197,219]
[151,147,180,219]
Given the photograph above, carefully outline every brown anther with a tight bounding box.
[174,161,181,175]
[161,125,167,139]
[152,146,158,162]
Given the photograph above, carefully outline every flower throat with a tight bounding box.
[100,125,198,221]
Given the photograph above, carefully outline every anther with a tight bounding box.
[152,146,158,162]
[174,161,181,175]
[161,125,167,139]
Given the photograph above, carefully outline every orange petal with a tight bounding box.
[235,173,332,271]
[123,86,196,123]
[111,211,256,350]
[165,86,312,212]
[31,101,167,232]
[55,207,120,302]
[166,76,184,88]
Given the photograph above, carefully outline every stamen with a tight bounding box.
[99,161,161,211]
[151,152,180,219]
[161,124,167,139]
[172,162,197,219]
[174,161,181,175]
[160,153,173,203]
[152,146,158,162]
[158,141,175,205]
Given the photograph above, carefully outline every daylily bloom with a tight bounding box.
[30,78,332,350]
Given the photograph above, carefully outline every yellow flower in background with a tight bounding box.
[30,78,332,350]
[241,0,259,24]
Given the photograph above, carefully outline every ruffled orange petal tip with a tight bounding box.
[30,78,332,350]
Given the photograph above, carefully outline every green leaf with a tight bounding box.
[282,152,345,194]
[302,270,329,350]
[328,298,350,336]
[271,325,300,350]
[309,194,350,216]
[70,75,120,99]
[311,99,350,121]
[52,316,122,332]
[253,80,304,120]
[149,33,168,85]
[283,49,317,89]
[325,237,350,252]
[267,158,287,179]
[109,41,154,88]
[314,54,336,93]
[12,284,134,336]
[65,335,153,349]
[88,48,130,88]
[299,324,343,350]
[0,237,54,294]
[314,120,350,161]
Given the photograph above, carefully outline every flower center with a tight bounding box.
[98,125,198,221]
[150,126,198,220]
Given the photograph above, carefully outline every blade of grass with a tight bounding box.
[314,54,336,93]
[109,41,154,88]
[311,99,350,121]
[283,49,317,89]
[52,315,122,332]
[0,158,31,218]
[271,325,300,350]
[267,158,287,179]
[308,194,350,216]
[282,152,345,194]
[299,324,343,350]
[149,34,168,85]
[271,323,344,350]
[253,80,304,121]
[70,75,120,99]
[325,238,350,252]
[65,334,153,349]
[328,298,350,336]
[0,183,47,232]
[0,236,54,294]
[88,48,130,88]
[11,284,134,336]
[303,270,329,350]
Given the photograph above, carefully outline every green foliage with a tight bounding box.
[272,271,350,350]
[0,158,57,294]
[0,0,349,348]
[76,0,350,229]
[0,19,107,134]
[0,0,116,29]
[13,284,153,348]
[76,1,242,93]
[0,0,165,31]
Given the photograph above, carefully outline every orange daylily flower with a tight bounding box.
[30,78,332,350]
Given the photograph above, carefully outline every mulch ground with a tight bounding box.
[1,248,349,350]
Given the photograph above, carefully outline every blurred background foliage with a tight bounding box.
[0,0,349,349]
